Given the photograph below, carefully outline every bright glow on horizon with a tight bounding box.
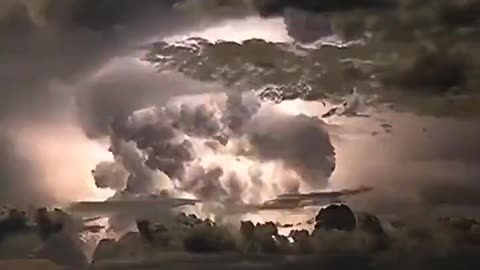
[163,16,292,43]
[12,122,116,205]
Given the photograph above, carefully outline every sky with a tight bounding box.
[1,1,480,269]
[0,0,479,218]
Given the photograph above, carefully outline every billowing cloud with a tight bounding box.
[92,162,128,191]
[246,112,335,188]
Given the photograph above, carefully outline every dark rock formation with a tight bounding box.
[315,204,356,231]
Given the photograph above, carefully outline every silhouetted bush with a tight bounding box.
[183,224,237,253]
[136,219,154,243]
[35,208,63,240]
[0,209,31,242]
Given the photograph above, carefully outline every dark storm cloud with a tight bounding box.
[246,113,335,189]
[0,0,180,33]
[0,0,196,125]
[252,0,395,17]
